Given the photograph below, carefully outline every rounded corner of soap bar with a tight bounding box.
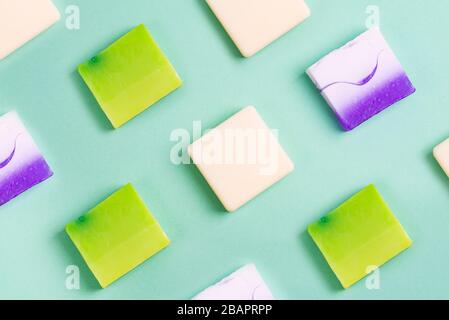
[49,1,62,21]
[340,121,355,132]
[243,105,257,112]
[77,63,86,74]
[223,202,239,213]
[285,159,295,174]
[340,281,351,290]
[123,182,135,189]
[298,0,312,21]
[187,144,195,159]
[110,120,122,129]
[304,2,312,16]
[405,237,413,248]
[239,47,257,58]
[96,276,110,289]
[173,74,184,89]
[54,11,62,23]
[136,23,148,30]
[432,150,439,162]
[306,224,315,237]
[64,223,72,235]
[161,234,172,248]
[433,144,442,159]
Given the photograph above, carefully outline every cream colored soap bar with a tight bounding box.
[434,138,449,178]
[206,0,310,57]
[0,0,60,60]
[188,106,294,212]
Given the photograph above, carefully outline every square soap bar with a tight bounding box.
[307,27,416,131]
[0,111,53,206]
[206,0,310,57]
[78,24,182,128]
[188,106,294,212]
[434,138,449,177]
[193,264,274,300]
[308,185,412,288]
[65,183,170,288]
[0,0,60,60]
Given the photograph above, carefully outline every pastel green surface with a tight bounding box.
[78,24,182,128]
[0,0,448,299]
[308,185,412,289]
[65,183,170,288]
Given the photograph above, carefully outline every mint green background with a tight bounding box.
[0,0,448,300]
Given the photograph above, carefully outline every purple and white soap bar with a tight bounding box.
[193,264,274,300]
[307,27,416,131]
[0,111,53,206]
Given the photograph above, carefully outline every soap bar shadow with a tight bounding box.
[299,230,343,292]
[55,230,101,291]
[70,70,112,131]
[298,73,342,132]
[196,0,242,59]
[184,162,228,214]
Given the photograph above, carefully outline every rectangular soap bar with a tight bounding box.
[206,0,310,57]
[65,183,170,288]
[434,138,449,177]
[0,111,53,206]
[307,27,416,131]
[78,24,182,128]
[188,106,294,212]
[0,0,60,60]
[308,185,412,289]
[193,264,274,300]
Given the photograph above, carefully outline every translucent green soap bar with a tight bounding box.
[78,24,182,128]
[66,183,170,288]
[308,185,412,289]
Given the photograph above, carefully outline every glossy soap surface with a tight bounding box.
[308,185,412,288]
[78,24,182,128]
[0,111,53,206]
[66,183,170,288]
[307,27,415,131]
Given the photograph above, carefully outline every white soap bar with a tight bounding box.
[0,111,53,206]
[434,138,449,178]
[188,106,294,212]
[193,264,274,300]
[0,0,60,60]
[306,28,415,131]
[206,0,310,57]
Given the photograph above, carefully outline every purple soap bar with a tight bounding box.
[0,111,53,206]
[307,27,416,131]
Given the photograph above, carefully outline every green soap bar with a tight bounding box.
[78,24,182,128]
[66,183,170,288]
[308,185,412,289]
